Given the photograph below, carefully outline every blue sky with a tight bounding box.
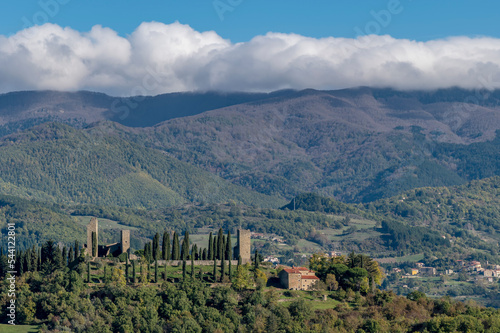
[1,0,500,95]
[1,0,499,42]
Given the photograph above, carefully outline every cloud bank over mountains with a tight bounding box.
[1,21,500,96]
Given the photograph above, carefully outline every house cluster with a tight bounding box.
[328,251,342,257]
[263,256,280,264]
[457,260,500,281]
[398,262,437,278]
[278,266,319,290]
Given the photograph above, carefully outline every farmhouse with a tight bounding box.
[279,266,319,290]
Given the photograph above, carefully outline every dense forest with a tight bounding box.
[2,240,500,332]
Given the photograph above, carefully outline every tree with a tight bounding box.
[202,248,207,260]
[217,228,224,260]
[181,231,190,260]
[155,259,158,283]
[153,233,160,260]
[87,261,91,283]
[62,247,67,267]
[108,268,126,288]
[254,269,267,290]
[213,257,217,282]
[68,247,74,264]
[325,274,339,291]
[125,255,129,283]
[41,240,63,274]
[103,264,108,284]
[212,236,217,261]
[182,259,187,280]
[92,232,97,257]
[172,232,180,260]
[226,230,233,280]
[220,251,225,282]
[74,240,80,259]
[191,253,195,278]
[233,264,252,291]
[208,232,213,260]
[132,260,137,284]
[254,250,260,270]
[162,231,170,260]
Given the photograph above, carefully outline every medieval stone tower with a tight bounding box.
[86,217,98,257]
[121,230,130,254]
[236,229,251,263]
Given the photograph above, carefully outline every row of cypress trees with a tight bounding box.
[142,228,234,263]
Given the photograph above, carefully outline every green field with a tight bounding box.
[279,290,340,310]
[0,325,39,333]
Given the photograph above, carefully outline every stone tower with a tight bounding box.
[237,229,251,263]
[86,217,98,257]
[121,230,130,255]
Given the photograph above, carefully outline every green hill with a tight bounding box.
[0,123,284,209]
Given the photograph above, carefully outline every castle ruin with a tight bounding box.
[84,217,130,258]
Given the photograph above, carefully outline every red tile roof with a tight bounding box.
[301,275,319,280]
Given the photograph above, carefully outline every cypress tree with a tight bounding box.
[213,257,217,282]
[38,248,42,271]
[132,260,137,284]
[125,255,129,283]
[226,231,232,279]
[103,264,107,284]
[91,232,97,257]
[140,262,143,283]
[155,259,158,283]
[25,250,32,272]
[212,237,217,261]
[181,238,189,261]
[31,246,38,272]
[87,261,91,283]
[147,261,151,283]
[202,248,207,260]
[193,244,198,260]
[208,232,213,260]
[68,247,74,264]
[172,232,180,260]
[153,233,160,260]
[144,242,153,263]
[191,253,194,278]
[164,261,168,281]
[62,247,67,267]
[220,251,225,282]
[238,255,242,267]
[162,232,170,260]
[217,228,223,260]
[254,250,259,270]
[74,240,79,259]
[199,247,203,261]
[182,259,187,280]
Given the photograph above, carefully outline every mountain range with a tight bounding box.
[0,87,500,205]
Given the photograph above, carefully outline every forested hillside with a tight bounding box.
[0,123,283,209]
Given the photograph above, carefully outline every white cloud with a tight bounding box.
[1,22,500,95]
